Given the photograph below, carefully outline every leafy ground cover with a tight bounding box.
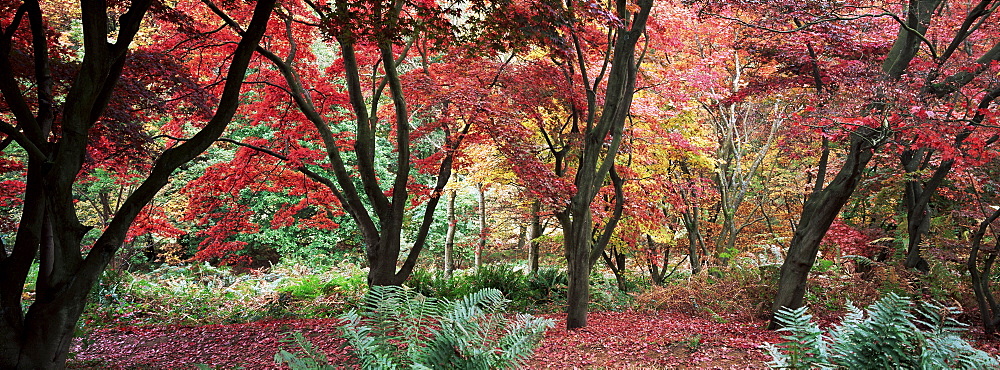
[69,310,772,369]
[67,308,1000,369]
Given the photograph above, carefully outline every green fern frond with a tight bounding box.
[767,293,1000,370]
[770,305,830,369]
[335,286,552,369]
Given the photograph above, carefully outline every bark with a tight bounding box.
[443,190,456,278]
[646,235,667,285]
[968,207,1000,334]
[240,1,481,286]
[881,0,944,79]
[529,200,542,273]
[767,0,947,330]
[899,86,1000,271]
[475,183,487,269]
[602,246,628,292]
[557,0,652,329]
[677,163,706,272]
[681,207,703,274]
[900,148,953,272]
[769,128,880,329]
[0,0,273,367]
[645,234,685,285]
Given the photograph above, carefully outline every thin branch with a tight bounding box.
[153,134,289,160]
[707,11,939,59]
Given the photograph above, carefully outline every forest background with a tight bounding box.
[2,0,1000,367]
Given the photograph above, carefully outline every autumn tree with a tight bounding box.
[0,0,274,366]
[484,0,654,328]
[196,0,545,285]
[702,0,1000,328]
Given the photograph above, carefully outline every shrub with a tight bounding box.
[278,275,330,300]
[466,263,527,300]
[338,285,553,369]
[81,261,368,327]
[588,271,636,311]
[635,265,774,319]
[524,267,567,304]
[765,293,999,369]
[405,269,471,299]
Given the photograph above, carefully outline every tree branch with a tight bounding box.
[0,121,45,159]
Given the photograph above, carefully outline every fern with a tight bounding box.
[767,293,999,370]
[767,306,831,369]
[339,285,553,369]
[273,332,336,370]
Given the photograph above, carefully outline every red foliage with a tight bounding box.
[822,219,884,258]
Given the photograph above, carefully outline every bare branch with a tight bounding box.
[706,11,939,60]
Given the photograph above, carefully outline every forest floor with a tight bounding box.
[67,309,1000,369]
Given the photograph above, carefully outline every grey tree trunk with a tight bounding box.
[681,207,703,274]
[968,207,1000,334]
[476,183,487,268]
[444,190,457,277]
[900,148,954,272]
[529,200,542,273]
[767,0,949,329]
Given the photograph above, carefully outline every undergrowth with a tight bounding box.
[81,259,367,327]
[765,293,999,369]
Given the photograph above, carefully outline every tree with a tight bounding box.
[493,0,653,329]
[0,0,274,366]
[709,0,1000,328]
[966,175,1000,334]
[197,0,519,285]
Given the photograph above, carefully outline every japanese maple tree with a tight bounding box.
[697,0,1000,328]
[0,0,275,366]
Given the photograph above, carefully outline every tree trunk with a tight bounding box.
[559,0,651,329]
[0,1,274,366]
[529,200,542,273]
[602,246,628,292]
[968,207,1000,334]
[516,224,527,251]
[769,129,879,329]
[476,183,487,268]
[900,148,955,272]
[561,204,593,329]
[444,190,457,277]
[681,207,703,274]
[646,235,667,285]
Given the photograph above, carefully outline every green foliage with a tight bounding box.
[409,264,532,302]
[338,285,553,369]
[920,261,967,303]
[812,259,836,274]
[405,269,472,299]
[765,293,999,369]
[279,275,339,300]
[524,267,567,304]
[409,264,642,313]
[717,247,740,262]
[466,263,528,299]
[81,261,368,327]
[588,272,636,311]
[766,306,830,369]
